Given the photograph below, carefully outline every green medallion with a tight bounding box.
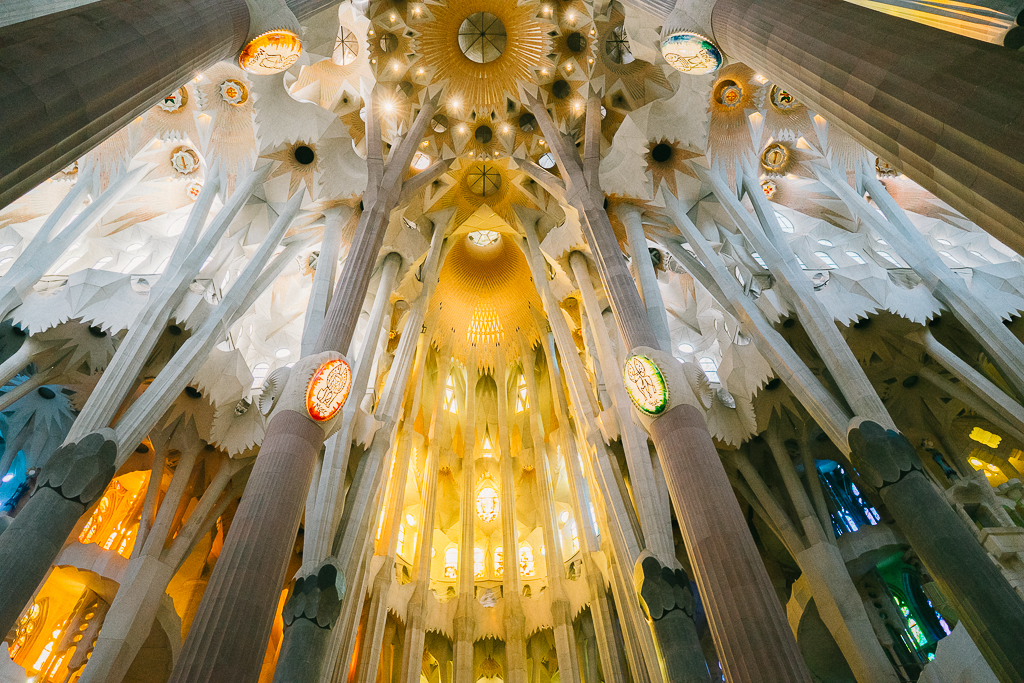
[623,355,669,416]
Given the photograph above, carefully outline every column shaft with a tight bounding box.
[0,0,250,208]
[711,0,1024,254]
[615,205,672,352]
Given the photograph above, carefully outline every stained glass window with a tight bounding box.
[444,546,458,579]
[444,374,458,414]
[516,373,528,412]
[477,485,499,523]
[519,544,535,576]
[474,547,485,579]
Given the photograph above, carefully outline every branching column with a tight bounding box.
[527,94,811,682]
[168,99,437,683]
[399,351,452,683]
[614,204,672,352]
[568,252,675,564]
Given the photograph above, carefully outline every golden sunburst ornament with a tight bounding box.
[412,0,553,114]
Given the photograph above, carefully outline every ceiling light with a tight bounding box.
[406,514,416,526]
[275,348,291,359]
[678,343,694,353]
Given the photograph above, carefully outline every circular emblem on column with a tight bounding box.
[623,355,669,416]
[239,30,302,75]
[660,32,722,75]
[306,359,352,421]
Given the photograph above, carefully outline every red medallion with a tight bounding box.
[306,359,352,421]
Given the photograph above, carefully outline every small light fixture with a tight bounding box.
[406,513,416,526]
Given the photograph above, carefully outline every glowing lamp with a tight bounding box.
[623,354,669,416]
[306,359,352,421]
[239,30,302,75]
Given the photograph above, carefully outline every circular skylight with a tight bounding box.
[468,230,500,247]
[458,12,507,64]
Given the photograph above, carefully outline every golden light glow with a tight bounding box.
[970,427,1002,449]
[494,547,504,578]
[78,472,148,559]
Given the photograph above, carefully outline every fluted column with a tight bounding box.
[495,359,529,683]
[0,0,250,208]
[521,224,663,683]
[542,335,628,683]
[711,0,1024,254]
[169,104,438,683]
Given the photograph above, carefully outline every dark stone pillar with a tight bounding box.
[848,420,1024,683]
[0,431,117,635]
[168,410,324,683]
[634,554,711,683]
[0,0,250,209]
[711,0,1024,255]
[650,405,812,681]
[272,560,346,683]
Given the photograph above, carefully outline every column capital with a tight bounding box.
[847,418,921,490]
[283,558,346,629]
[37,429,117,506]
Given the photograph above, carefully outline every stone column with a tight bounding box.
[168,409,326,683]
[710,0,1024,255]
[857,165,1024,398]
[847,419,1024,683]
[614,204,672,353]
[520,224,665,683]
[0,431,116,635]
[454,352,478,683]
[0,0,250,208]
[495,359,529,683]
[520,341,583,683]
[301,208,350,356]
